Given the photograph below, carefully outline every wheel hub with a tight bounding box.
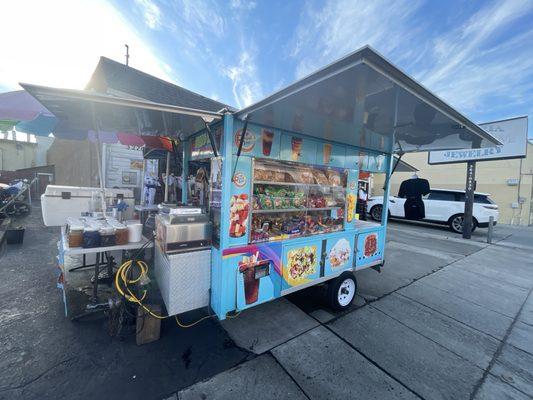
[337,278,356,307]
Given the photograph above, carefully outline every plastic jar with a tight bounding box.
[82,228,101,248]
[99,226,116,247]
[68,225,84,248]
[115,226,129,245]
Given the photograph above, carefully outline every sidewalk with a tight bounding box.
[177,221,533,400]
[1,208,531,400]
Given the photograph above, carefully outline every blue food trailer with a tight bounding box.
[22,46,500,320]
[177,46,500,319]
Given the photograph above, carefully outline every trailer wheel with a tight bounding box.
[327,272,357,311]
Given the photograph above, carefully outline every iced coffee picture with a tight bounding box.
[291,137,303,161]
[323,143,332,164]
[262,129,275,156]
[238,253,270,305]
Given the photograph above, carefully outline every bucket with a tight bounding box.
[6,228,25,245]
[127,222,143,243]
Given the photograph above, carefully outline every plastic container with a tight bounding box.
[6,228,25,245]
[99,226,116,247]
[82,228,101,248]
[127,222,143,243]
[68,226,84,248]
[115,226,129,245]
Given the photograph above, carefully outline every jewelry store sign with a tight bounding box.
[429,116,528,164]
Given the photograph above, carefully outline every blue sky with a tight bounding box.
[1,0,532,136]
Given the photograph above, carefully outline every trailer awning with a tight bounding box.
[236,46,501,154]
[394,156,418,172]
[19,83,223,139]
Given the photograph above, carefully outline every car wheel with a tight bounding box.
[449,214,477,234]
[370,205,383,222]
[327,272,357,311]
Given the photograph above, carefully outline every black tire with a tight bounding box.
[370,205,383,222]
[327,271,357,311]
[448,214,477,234]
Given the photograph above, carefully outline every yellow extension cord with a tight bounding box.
[114,259,238,328]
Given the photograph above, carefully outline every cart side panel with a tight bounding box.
[355,227,385,269]
[281,238,322,291]
[210,246,224,318]
[323,234,356,277]
[227,157,252,247]
[220,243,282,315]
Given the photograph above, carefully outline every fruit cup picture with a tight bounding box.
[229,194,250,238]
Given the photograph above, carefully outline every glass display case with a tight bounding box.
[250,159,348,243]
[209,157,223,246]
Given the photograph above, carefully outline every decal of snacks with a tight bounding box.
[286,245,318,286]
[364,233,378,257]
[329,238,352,268]
[229,194,250,238]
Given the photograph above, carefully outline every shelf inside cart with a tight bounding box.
[254,181,344,189]
[252,207,342,214]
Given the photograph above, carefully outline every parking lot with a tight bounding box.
[1,206,532,400]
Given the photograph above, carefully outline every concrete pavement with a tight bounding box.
[177,221,533,400]
[1,207,531,400]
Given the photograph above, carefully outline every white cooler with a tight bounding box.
[41,185,135,226]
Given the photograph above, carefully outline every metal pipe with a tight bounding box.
[487,216,494,244]
[90,104,107,213]
[164,151,170,203]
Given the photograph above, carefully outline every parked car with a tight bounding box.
[367,188,499,234]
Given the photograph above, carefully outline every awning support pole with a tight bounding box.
[90,103,107,213]
[203,119,218,157]
[381,86,400,221]
[382,86,402,191]
[232,115,249,180]
[164,151,170,203]
[162,112,170,203]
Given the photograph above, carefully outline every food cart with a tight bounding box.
[22,46,501,321]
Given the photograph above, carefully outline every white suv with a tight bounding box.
[367,188,499,234]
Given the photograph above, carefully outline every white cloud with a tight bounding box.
[230,0,257,11]
[134,0,162,30]
[291,0,422,78]
[289,0,533,127]
[223,49,262,108]
[179,0,225,38]
[0,0,175,91]
[420,0,531,89]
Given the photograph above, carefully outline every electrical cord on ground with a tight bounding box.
[114,233,229,328]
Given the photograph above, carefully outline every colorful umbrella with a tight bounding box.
[0,90,57,136]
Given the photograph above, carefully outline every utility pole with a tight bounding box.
[462,160,476,239]
[125,44,130,66]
